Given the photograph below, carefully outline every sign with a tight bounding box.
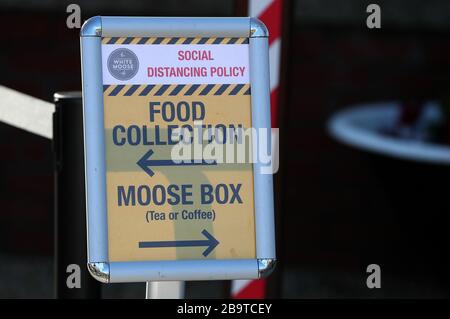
[81,16,275,283]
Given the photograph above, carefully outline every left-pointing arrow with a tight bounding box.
[138,229,219,257]
[137,149,217,177]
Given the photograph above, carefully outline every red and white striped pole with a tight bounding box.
[231,0,284,299]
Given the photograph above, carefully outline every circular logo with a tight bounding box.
[107,48,139,81]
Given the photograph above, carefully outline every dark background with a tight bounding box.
[1,0,450,298]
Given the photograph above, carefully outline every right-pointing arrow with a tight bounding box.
[138,229,219,257]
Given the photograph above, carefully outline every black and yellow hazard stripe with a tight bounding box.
[103,84,251,97]
[102,37,249,45]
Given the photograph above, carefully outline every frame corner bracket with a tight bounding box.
[81,16,102,37]
[250,18,269,38]
[257,258,276,278]
[87,262,110,283]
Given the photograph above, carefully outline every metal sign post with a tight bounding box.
[80,16,275,285]
[146,281,185,299]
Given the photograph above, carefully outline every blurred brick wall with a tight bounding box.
[0,11,79,256]
[1,11,81,100]
[281,24,450,277]
[0,124,53,255]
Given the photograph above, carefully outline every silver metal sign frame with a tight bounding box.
[80,16,275,283]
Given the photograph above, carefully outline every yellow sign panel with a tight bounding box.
[102,37,256,262]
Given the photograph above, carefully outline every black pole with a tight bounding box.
[53,91,101,299]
